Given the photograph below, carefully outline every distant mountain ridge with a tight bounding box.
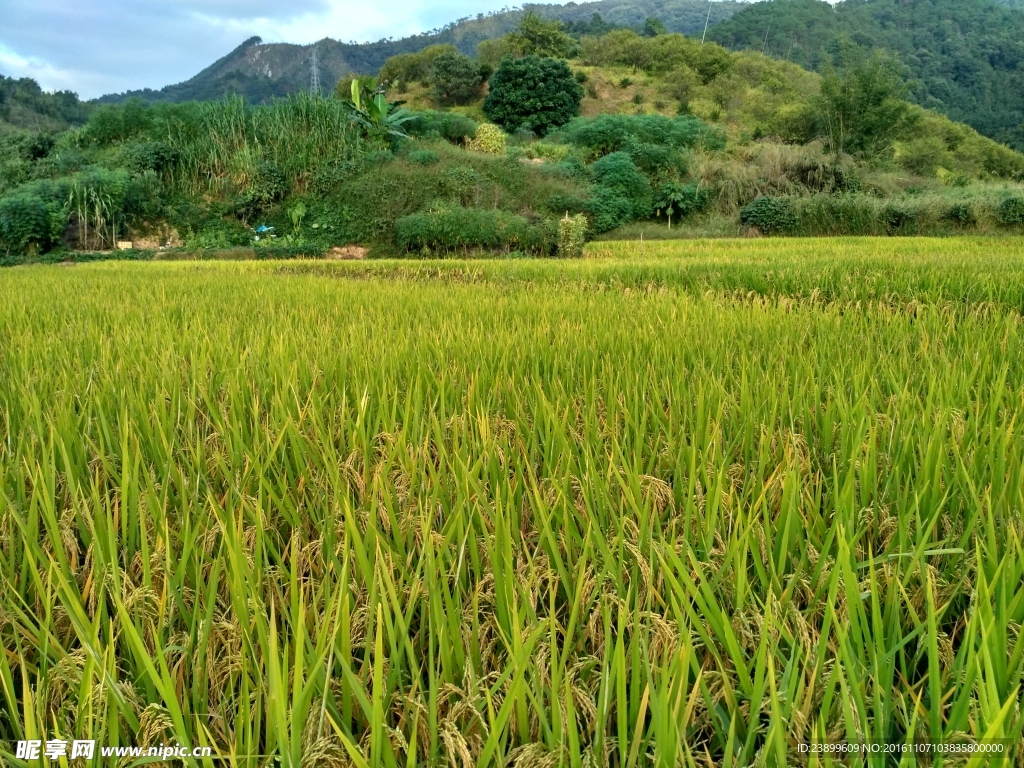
[95,0,747,105]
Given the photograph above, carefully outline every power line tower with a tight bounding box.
[310,45,321,96]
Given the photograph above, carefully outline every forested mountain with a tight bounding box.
[0,75,91,134]
[707,0,1024,150]
[96,0,745,105]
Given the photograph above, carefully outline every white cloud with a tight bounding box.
[0,0,532,98]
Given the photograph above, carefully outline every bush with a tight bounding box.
[440,166,483,206]
[590,152,652,218]
[185,219,253,249]
[551,114,723,157]
[546,191,593,217]
[241,162,287,217]
[467,124,507,155]
[405,111,478,144]
[943,203,976,226]
[882,204,917,235]
[627,142,678,177]
[0,193,62,254]
[997,197,1024,226]
[740,196,799,235]
[484,56,583,136]
[558,213,588,258]
[122,141,179,174]
[408,150,440,165]
[394,205,555,256]
[587,187,634,233]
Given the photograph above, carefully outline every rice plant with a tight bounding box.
[0,238,1022,766]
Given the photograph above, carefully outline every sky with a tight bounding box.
[0,0,530,99]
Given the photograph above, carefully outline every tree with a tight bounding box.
[484,55,583,136]
[429,51,482,105]
[816,40,918,157]
[505,12,577,59]
[378,45,460,90]
[643,17,668,38]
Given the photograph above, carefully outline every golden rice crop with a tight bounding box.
[1,238,1022,766]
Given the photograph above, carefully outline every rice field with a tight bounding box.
[1,237,1023,767]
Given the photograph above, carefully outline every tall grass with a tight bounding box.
[0,239,1022,766]
[160,95,363,197]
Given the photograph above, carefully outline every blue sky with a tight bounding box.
[0,0,530,99]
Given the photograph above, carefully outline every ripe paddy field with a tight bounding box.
[1,237,1023,766]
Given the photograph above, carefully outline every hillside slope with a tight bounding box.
[707,0,1024,151]
[0,75,92,134]
[96,0,745,105]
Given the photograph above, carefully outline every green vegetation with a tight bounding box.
[484,56,584,135]
[0,75,92,134]
[426,51,483,105]
[7,5,1024,259]
[2,240,1024,764]
[708,0,1024,151]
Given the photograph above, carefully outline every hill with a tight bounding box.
[707,0,1024,151]
[0,74,92,134]
[96,0,746,105]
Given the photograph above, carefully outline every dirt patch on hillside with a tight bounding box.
[326,246,367,260]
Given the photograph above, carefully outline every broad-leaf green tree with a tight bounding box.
[816,41,918,157]
[483,55,583,136]
[429,51,482,105]
[505,12,577,58]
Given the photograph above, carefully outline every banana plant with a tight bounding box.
[346,79,414,144]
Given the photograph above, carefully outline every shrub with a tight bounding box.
[587,187,634,233]
[997,197,1024,226]
[122,141,179,174]
[558,214,588,258]
[590,152,652,218]
[408,149,440,165]
[405,110,478,145]
[626,142,678,177]
[740,196,799,235]
[551,114,723,157]
[0,193,62,254]
[484,56,583,136]
[467,124,507,155]
[240,162,287,217]
[943,203,976,227]
[546,191,592,217]
[440,166,483,205]
[882,205,917,235]
[394,205,554,255]
[185,219,253,249]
